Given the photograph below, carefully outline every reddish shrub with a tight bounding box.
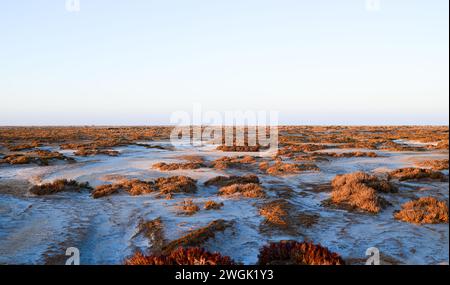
[257,241,345,265]
[124,247,235,265]
[219,183,265,198]
[30,179,92,195]
[327,172,396,213]
[204,175,259,187]
[394,197,449,224]
[388,168,446,181]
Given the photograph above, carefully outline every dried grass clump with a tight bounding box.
[388,168,447,181]
[219,183,265,198]
[415,159,449,171]
[91,184,121,198]
[328,172,396,213]
[278,144,328,156]
[394,197,449,224]
[30,179,92,195]
[124,247,235,265]
[265,161,319,176]
[317,152,379,158]
[134,143,174,150]
[162,219,233,253]
[7,142,40,151]
[204,174,259,187]
[216,145,260,152]
[257,241,345,265]
[176,199,200,216]
[259,201,288,225]
[155,176,197,194]
[0,154,31,165]
[152,162,205,171]
[0,150,74,166]
[204,200,224,210]
[332,171,397,193]
[92,176,197,198]
[74,148,119,157]
[435,140,449,150]
[211,156,256,169]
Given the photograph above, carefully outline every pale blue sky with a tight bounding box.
[0,0,448,125]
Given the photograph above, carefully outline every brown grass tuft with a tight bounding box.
[327,172,396,213]
[30,179,92,195]
[219,183,265,198]
[257,240,345,265]
[152,162,205,171]
[92,176,197,198]
[388,168,447,181]
[204,200,224,210]
[415,159,449,171]
[176,199,200,216]
[124,247,235,265]
[211,156,256,169]
[204,174,259,187]
[394,197,449,224]
[265,161,319,176]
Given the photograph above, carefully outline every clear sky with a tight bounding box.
[0,0,448,125]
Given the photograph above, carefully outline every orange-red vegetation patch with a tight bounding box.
[394,197,449,224]
[30,179,92,195]
[316,151,379,158]
[74,148,119,157]
[259,200,288,226]
[211,155,256,170]
[176,199,200,216]
[152,162,205,171]
[278,144,329,156]
[161,219,233,253]
[216,145,261,152]
[92,176,197,198]
[388,168,447,181]
[156,176,197,194]
[327,172,396,213]
[0,150,74,166]
[219,183,265,198]
[7,141,41,151]
[263,161,319,176]
[124,247,235,265]
[204,174,259,187]
[204,200,224,210]
[257,241,345,265]
[414,159,449,171]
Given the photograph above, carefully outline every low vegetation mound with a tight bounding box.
[124,247,235,265]
[92,176,197,198]
[327,172,396,213]
[257,241,345,265]
[204,175,259,187]
[152,162,205,171]
[415,159,448,171]
[388,168,447,181]
[394,197,449,224]
[30,179,92,195]
[211,156,256,169]
[204,200,224,210]
[0,150,74,166]
[176,199,200,216]
[260,161,319,176]
[219,183,265,198]
[74,148,119,157]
